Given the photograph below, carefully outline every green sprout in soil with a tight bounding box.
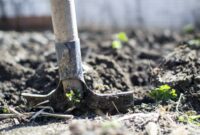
[178,114,200,126]
[183,24,195,33]
[149,84,177,102]
[112,32,129,49]
[65,89,81,105]
[116,32,129,43]
[188,39,200,47]
[0,106,9,114]
[112,40,122,49]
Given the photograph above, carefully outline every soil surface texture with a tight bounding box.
[0,30,200,135]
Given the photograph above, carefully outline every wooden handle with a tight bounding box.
[51,0,79,42]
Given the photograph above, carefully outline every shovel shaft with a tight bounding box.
[51,0,78,42]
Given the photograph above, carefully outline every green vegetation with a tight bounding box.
[188,39,200,47]
[178,114,200,126]
[112,32,129,49]
[149,84,177,102]
[112,40,122,49]
[65,89,81,104]
[116,32,129,43]
[183,24,195,33]
[0,106,9,113]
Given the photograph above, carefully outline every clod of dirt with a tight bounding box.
[26,63,59,94]
[85,55,132,94]
[0,51,33,106]
[138,50,161,60]
[154,46,199,89]
[153,46,200,111]
[83,55,134,112]
[130,72,148,86]
[0,51,33,81]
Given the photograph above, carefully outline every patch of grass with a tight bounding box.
[149,84,177,102]
[65,89,81,105]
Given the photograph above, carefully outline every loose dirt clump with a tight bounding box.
[85,55,132,94]
[153,46,200,112]
[25,63,59,94]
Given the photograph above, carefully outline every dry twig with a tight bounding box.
[176,93,183,113]
[0,112,73,120]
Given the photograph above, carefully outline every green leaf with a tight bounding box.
[188,39,200,46]
[0,107,9,114]
[66,90,74,101]
[149,84,177,102]
[159,84,171,91]
[178,115,200,126]
[178,116,186,123]
[112,40,122,49]
[170,89,177,97]
[183,24,195,33]
[65,89,81,104]
[116,32,129,42]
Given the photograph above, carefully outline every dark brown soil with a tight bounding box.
[0,30,200,134]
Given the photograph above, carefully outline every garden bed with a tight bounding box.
[0,30,200,134]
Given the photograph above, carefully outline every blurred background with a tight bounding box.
[0,0,200,31]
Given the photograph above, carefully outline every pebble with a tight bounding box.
[145,122,160,135]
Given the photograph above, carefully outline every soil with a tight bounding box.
[0,30,200,135]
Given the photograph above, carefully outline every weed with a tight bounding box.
[183,24,195,33]
[112,32,129,49]
[149,84,177,102]
[178,114,200,126]
[0,106,9,113]
[116,32,129,43]
[112,40,122,49]
[65,89,81,105]
[188,39,200,47]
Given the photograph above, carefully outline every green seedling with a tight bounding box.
[0,106,9,114]
[112,32,128,49]
[65,89,81,105]
[116,32,129,43]
[112,40,122,49]
[149,84,177,102]
[178,115,200,126]
[188,39,200,47]
[183,24,195,33]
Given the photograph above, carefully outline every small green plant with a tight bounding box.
[178,115,200,126]
[0,106,9,113]
[112,40,122,49]
[188,39,200,47]
[183,24,195,33]
[111,32,129,49]
[116,32,129,43]
[149,84,177,102]
[65,89,81,104]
